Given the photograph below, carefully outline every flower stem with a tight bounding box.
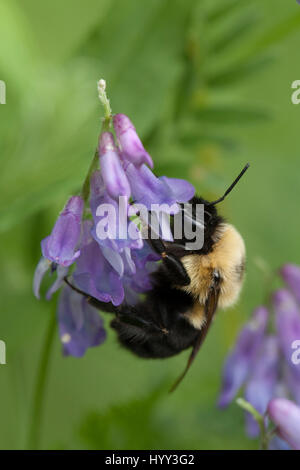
[80,149,99,203]
[27,313,56,449]
[236,398,269,450]
[97,78,112,125]
[80,79,112,203]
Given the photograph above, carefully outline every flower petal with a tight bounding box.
[244,336,279,437]
[267,398,300,450]
[73,222,124,306]
[281,264,300,304]
[113,114,153,168]
[90,170,142,252]
[99,132,131,200]
[46,264,69,300]
[41,196,84,267]
[33,257,51,299]
[159,176,195,203]
[57,285,106,357]
[125,163,184,214]
[268,436,291,450]
[273,289,300,384]
[218,306,269,408]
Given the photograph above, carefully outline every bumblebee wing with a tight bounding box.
[169,285,220,393]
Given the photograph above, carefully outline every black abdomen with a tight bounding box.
[111,276,199,359]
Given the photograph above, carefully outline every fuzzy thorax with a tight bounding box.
[180,223,246,329]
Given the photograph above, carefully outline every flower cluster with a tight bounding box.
[218,263,300,449]
[33,79,195,357]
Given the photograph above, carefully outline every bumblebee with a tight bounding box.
[65,164,249,391]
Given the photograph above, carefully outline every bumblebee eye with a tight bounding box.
[212,270,221,284]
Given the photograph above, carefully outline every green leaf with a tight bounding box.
[206,55,273,87]
[193,106,270,125]
[16,0,112,62]
[79,385,168,450]
[179,131,237,151]
[247,11,300,57]
[206,0,247,24]
[209,15,258,56]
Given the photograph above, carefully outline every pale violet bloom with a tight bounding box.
[41,196,84,267]
[58,284,106,357]
[113,113,153,168]
[281,264,300,304]
[267,398,300,450]
[244,336,279,437]
[218,307,269,408]
[99,131,131,201]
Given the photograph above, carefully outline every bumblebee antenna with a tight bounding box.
[208,163,250,206]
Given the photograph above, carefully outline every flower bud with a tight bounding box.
[99,131,131,200]
[113,114,153,168]
[41,196,84,267]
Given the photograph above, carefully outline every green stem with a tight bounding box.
[27,314,56,449]
[80,79,113,203]
[80,149,99,202]
[236,398,269,450]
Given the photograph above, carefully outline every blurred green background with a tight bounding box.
[0,0,300,450]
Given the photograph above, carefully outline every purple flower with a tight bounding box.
[244,336,279,437]
[113,113,153,168]
[159,176,197,203]
[41,196,84,267]
[57,284,106,357]
[33,257,52,299]
[218,306,269,408]
[267,398,300,450]
[273,289,300,381]
[33,258,68,300]
[123,244,160,304]
[73,221,124,306]
[268,436,291,450]
[90,170,142,257]
[99,132,131,200]
[285,366,300,405]
[124,162,195,213]
[281,264,300,304]
[45,264,69,300]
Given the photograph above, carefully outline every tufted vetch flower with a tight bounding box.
[218,306,269,408]
[113,113,154,168]
[41,195,84,267]
[219,261,300,447]
[33,78,196,357]
[267,398,300,450]
[58,284,106,357]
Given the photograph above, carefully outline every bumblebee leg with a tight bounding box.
[145,227,190,286]
[114,303,168,334]
[63,277,116,313]
[64,277,168,332]
[115,313,167,334]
